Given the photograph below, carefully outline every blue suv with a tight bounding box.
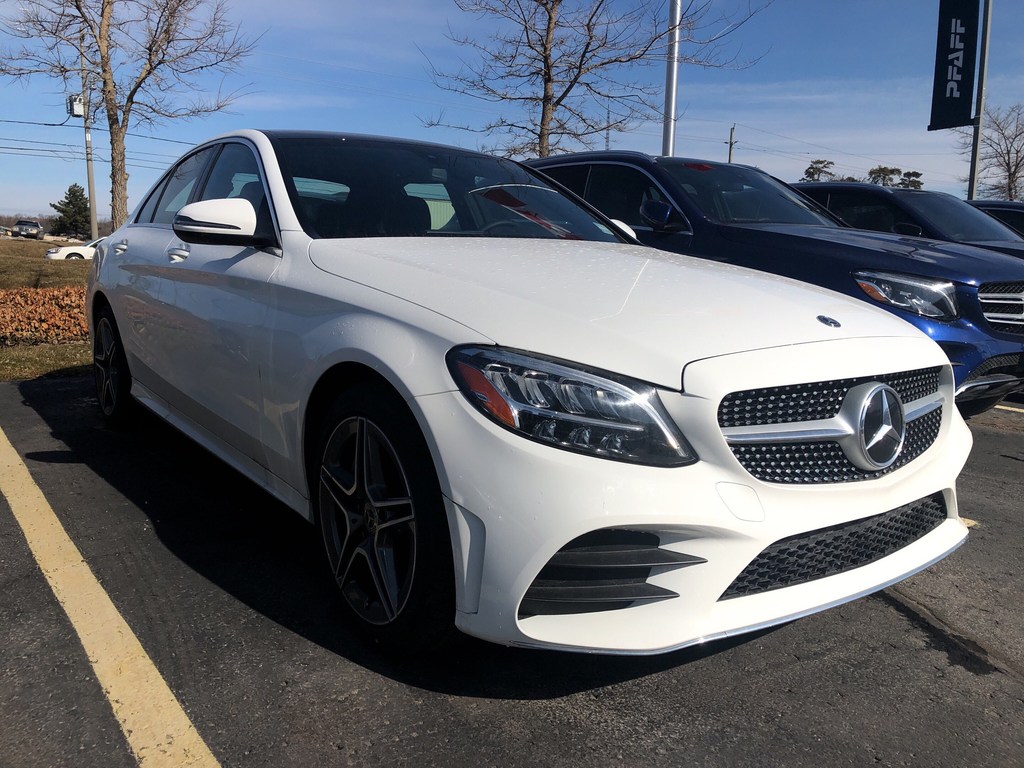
[528,151,1024,416]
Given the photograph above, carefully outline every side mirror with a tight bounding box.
[640,199,686,232]
[173,198,271,247]
[610,219,638,240]
[892,222,924,237]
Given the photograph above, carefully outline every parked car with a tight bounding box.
[89,130,971,655]
[794,182,1024,260]
[967,199,1024,236]
[528,152,1024,416]
[44,238,102,260]
[0,225,12,237]
[13,219,45,239]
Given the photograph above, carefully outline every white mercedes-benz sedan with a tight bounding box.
[87,130,972,655]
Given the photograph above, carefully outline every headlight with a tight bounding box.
[853,271,958,320]
[45,248,58,255]
[447,346,696,467]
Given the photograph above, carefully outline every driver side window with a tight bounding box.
[198,142,275,240]
[146,147,217,226]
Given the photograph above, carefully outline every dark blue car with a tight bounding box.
[527,151,1024,416]
[795,182,1024,260]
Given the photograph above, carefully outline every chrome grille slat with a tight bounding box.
[979,282,1024,336]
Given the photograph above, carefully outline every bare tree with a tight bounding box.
[1,0,255,226]
[425,0,771,157]
[959,104,1024,200]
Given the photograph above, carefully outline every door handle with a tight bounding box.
[166,244,190,262]
[113,239,128,255]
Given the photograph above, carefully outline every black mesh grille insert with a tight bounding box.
[720,492,948,600]
[730,407,942,484]
[962,352,1024,381]
[718,367,941,428]
[980,281,1024,294]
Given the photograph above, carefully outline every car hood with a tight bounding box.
[717,224,1024,283]
[308,238,926,389]
[962,239,1024,259]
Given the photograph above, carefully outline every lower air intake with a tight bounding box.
[720,493,948,600]
[519,529,705,618]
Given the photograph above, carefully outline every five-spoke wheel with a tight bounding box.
[314,385,455,651]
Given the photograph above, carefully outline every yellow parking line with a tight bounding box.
[0,426,219,768]
[995,404,1024,414]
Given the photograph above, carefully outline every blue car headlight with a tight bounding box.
[854,271,958,320]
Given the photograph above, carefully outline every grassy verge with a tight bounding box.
[0,237,91,381]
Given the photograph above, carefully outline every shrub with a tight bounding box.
[0,286,88,346]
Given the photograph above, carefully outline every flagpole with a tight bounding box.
[967,0,991,200]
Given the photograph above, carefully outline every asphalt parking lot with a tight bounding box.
[1,376,1022,768]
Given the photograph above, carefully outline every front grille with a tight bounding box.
[979,281,1024,336]
[720,493,948,600]
[518,529,705,618]
[730,407,942,484]
[718,367,941,428]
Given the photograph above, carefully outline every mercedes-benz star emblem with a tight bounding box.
[841,383,906,470]
[817,315,841,328]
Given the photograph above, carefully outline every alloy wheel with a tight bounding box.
[319,416,417,625]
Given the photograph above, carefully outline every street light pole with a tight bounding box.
[661,0,681,156]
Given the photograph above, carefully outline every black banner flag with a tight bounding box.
[928,0,980,131]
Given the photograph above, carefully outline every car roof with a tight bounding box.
[527,151,768,175]
[242,129,500,158]
[968,199,1024,210]
[794,182,958,199]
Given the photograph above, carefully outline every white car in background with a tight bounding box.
[87,130,972,655]
[44,238,102,260]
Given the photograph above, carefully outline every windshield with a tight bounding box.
[898,191,1024,242]
[658,160,836,227]
[269,136,622,242]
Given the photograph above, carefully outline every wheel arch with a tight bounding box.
[302,363,414,500]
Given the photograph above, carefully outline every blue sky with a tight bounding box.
[1,0,1022,220]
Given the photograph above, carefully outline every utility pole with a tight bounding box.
[661,0,681,156]
[727,124,736,162]
[967,0,992,200]
[77,30,98,239]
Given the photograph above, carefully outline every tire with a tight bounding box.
[92,306,134,426]
[312,383,456,653]
[67,253,83,260]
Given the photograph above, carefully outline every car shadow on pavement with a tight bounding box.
[15,373,768,699]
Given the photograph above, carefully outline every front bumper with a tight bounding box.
[414,335,972,654]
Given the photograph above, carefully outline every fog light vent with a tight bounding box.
[518,529,705,618]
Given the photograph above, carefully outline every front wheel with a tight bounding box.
[313,384,456,653]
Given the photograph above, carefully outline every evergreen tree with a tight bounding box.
[49,183,90,237]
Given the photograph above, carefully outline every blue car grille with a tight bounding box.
[979,282,1024,336]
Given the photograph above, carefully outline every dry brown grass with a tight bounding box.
[0,237,91,381]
